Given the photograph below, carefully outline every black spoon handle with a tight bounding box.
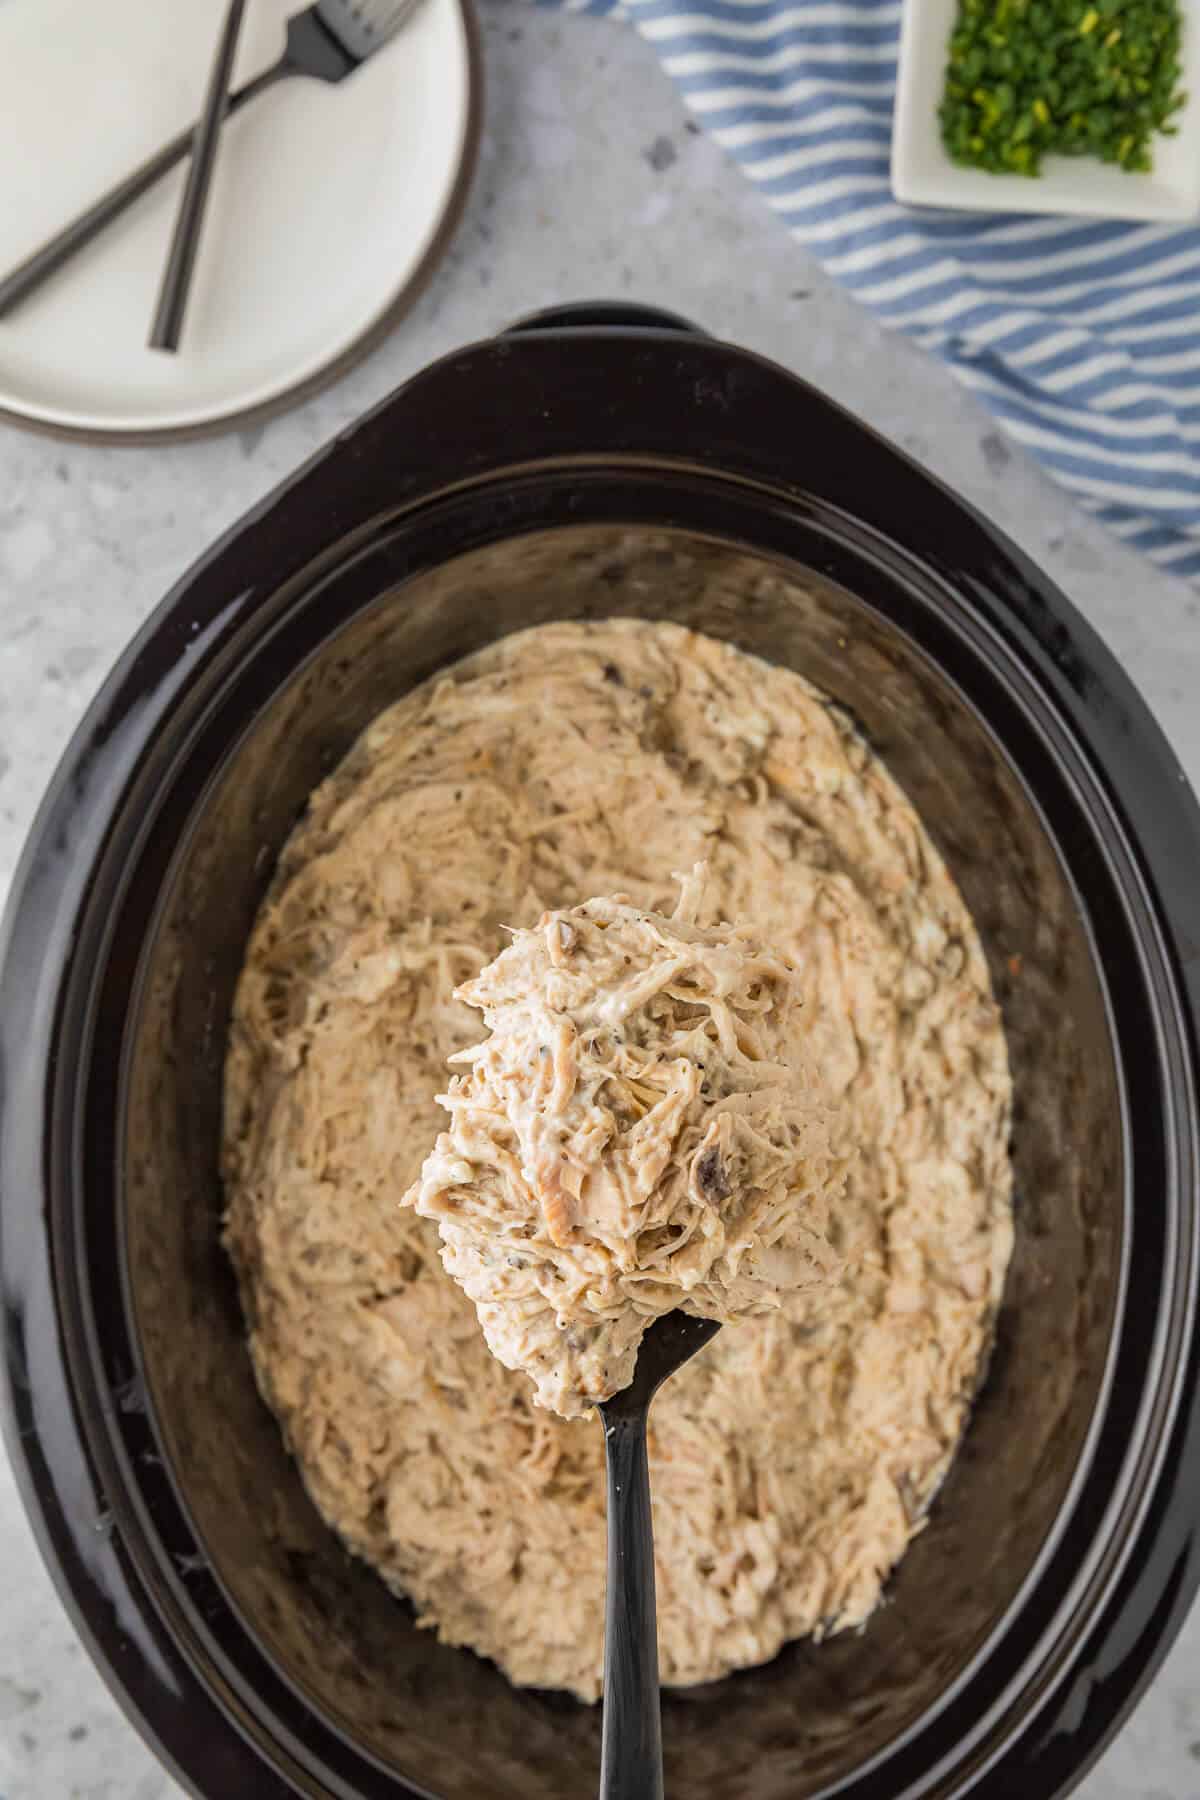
[599,1408,664,1800]
[149,0,250,352]
[0,60,286,321]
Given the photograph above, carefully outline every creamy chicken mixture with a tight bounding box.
[407,875,846,1417]
[223,618,1013,1702]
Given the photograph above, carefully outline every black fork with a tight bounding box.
[0,3,409,318]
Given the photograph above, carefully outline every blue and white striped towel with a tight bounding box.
[543,0,1200,583]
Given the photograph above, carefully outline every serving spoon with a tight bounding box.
[598,1311,722,1800]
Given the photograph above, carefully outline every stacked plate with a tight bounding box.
[0,0,481,440]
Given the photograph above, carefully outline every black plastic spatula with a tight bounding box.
[597,1312,722,1800]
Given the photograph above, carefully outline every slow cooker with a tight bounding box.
[2,304,1199,1799]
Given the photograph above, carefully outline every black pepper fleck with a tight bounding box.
[696,1147,730,1201]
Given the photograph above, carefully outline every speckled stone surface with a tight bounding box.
[1,5,1199,1796]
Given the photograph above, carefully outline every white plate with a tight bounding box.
[0,0,480,440]
[892,0,1200,222]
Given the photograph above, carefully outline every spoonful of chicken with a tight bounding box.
[405,866,849,1796]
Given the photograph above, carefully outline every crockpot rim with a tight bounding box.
[2,319,1199,1800]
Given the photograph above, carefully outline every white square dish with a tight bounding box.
[892,0,1200,221]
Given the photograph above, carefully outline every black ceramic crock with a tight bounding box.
[2,304,1200,1800]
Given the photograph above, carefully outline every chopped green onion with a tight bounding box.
[939,0,1186,176]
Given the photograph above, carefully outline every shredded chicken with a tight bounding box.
[407,875,846,1416]
[222,617,1014,1703]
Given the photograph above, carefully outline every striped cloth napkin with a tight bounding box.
[543,0,1200,583]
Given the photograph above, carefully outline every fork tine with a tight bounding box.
[316,0,423,61]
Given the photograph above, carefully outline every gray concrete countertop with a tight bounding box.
[2,4,1198,1795]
